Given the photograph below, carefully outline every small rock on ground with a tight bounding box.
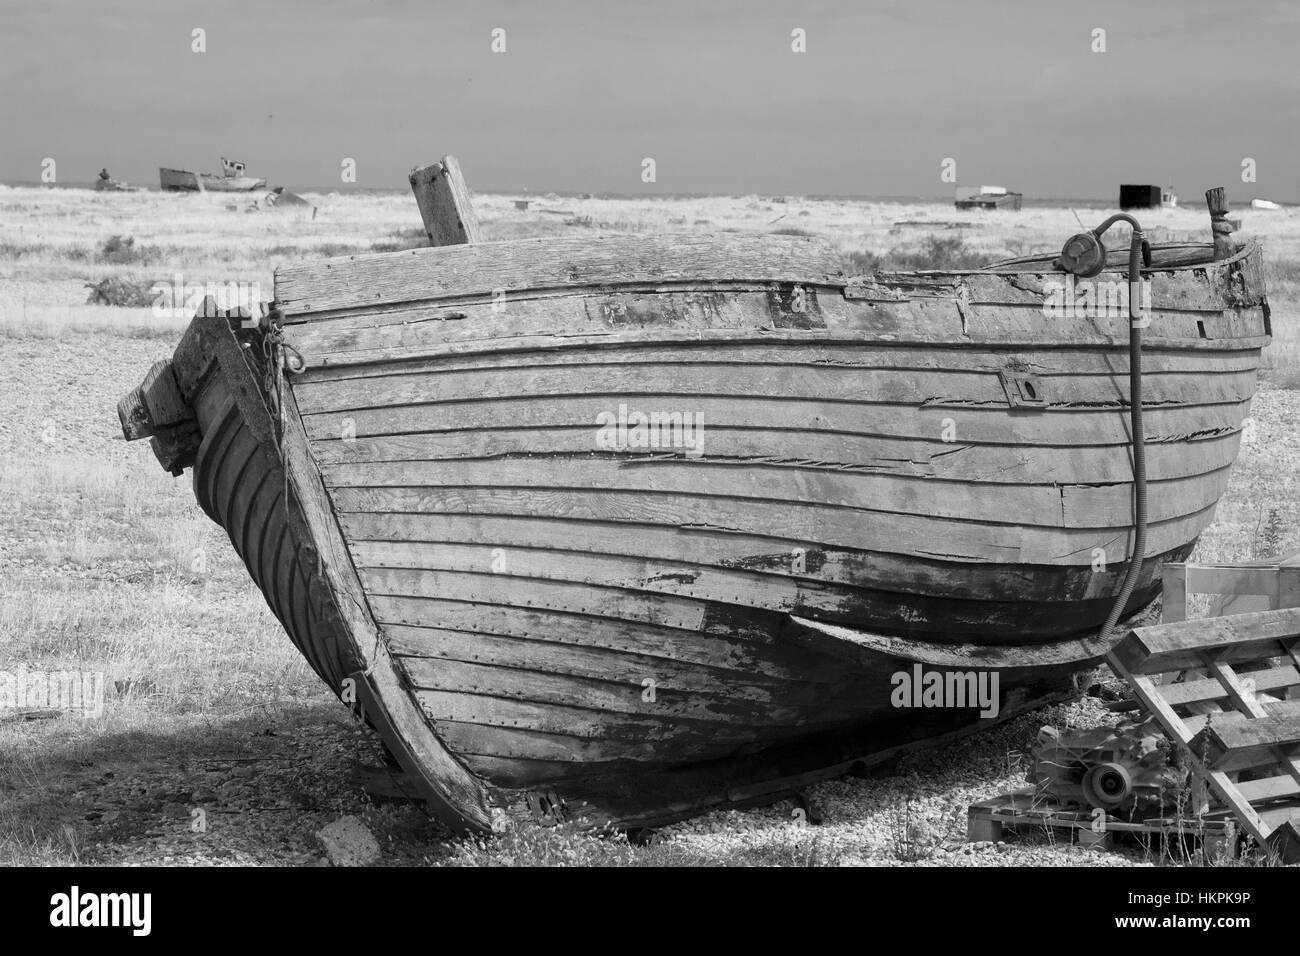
[317,815,381,867]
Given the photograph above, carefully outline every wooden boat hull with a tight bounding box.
[956,193,1023,211]
[120,232,1270,832]
[159,167,267,192]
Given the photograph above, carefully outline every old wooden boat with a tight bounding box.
[119,167,1270,833]
[955,185,1023,211]
[160,158,267,192]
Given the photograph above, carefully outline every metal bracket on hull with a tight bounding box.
[998,369,1047,409]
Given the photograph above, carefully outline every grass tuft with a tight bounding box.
[84,277,156,307]
[97,234,161,266]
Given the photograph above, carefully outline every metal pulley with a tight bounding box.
[1057,231,1108,277]
[1081,762,1133,810]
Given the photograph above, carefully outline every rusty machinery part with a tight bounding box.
[1029,716,1187,814]
[1081,762,1133,810]
[1057,232,1108,278]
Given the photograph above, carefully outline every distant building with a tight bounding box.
[1119,184,1177,210]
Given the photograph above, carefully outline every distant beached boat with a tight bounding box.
[93,178,139,192]
[160,157,267,193]
[93,169,140,192]
[955,185,1022,211]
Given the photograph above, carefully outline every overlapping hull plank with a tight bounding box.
[120,231,1270,831]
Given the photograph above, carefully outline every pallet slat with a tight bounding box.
[1193,713,1300,771]
[1112,608,1300,675]
[966,788,1236,858]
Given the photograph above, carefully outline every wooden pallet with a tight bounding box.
[967,788,1237,857]
[1107,607,1300,863]
[1162,555,1300,623]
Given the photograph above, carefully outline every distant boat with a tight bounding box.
[1251,198,1282,211]
[954,185,1022,210]
[160,157,267,192]
[93,174,140,193]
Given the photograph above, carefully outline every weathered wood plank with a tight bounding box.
[431,720,779,765]
[289,361,1259,416]
[350,535,1172,640]
[1206,187,1235,261]
[413,690,770,742]
[1194,712,1300,772]
[276,238,1262,325]
[335,484,1216,566]
[1237,773,1300,804]
[386,625,809,687]
[280,276,1238,343]
[281,290,1265,367]
[368,593,791,670]
[301,393,1253,448]
[395,633,791,698]
[1113,609,1300,675]
[274,233,845,315]
[409,156,482,246]
[1182,701,1300,735]
[889,268,1255,313]
[292,326,1269,370]
[311,426,1243,486]
[343,511,1179,606]
[117,385,152,440]
[1162,563,1188,623]
[784,614,1113,669]
[362,566,709,632]
[358,538,1029,632]
[325,457,1231,531]
[399,657,801,723]
[1160,664,1300,706]
[294,340,1264,385]
[141,360,191,427]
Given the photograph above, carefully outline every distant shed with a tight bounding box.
[1119,184,1177,209]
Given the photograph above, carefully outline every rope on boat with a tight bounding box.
[259,307,305,517]
[259,308,384,679]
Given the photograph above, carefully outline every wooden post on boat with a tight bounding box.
[1206,187,1234,260]
[408,155,482,246]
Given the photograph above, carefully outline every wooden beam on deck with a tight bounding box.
[408,155,482,246]
[1206,187,1234,260]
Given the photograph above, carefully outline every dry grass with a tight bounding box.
[1,183,1297,866]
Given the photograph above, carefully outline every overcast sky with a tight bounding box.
[2,0,1297,199]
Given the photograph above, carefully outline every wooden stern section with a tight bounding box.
[118,304,492,831]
